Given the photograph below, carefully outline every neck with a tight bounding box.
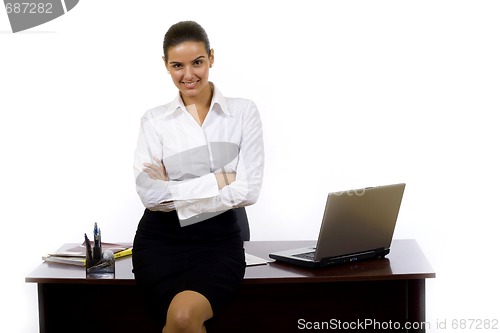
[182,83,214,126]
[181,82,213,109]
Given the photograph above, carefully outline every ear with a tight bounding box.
[209,49,214,68]
[162,56,170,73]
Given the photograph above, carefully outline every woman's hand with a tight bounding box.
[143,157,169,181]
[215,172,236,189]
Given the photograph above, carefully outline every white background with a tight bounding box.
[1,1,499,332]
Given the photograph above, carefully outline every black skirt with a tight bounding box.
[132,209,246,328]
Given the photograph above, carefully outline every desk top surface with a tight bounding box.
[26,239,435,285]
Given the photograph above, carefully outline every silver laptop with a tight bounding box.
[269,183,405,268]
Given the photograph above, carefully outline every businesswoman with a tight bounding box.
[132,21,264,333]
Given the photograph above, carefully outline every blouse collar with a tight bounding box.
[165,82,231,116]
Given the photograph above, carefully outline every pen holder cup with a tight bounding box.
[86,250,115,279]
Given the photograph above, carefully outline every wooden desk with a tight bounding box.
[26,239,435,333]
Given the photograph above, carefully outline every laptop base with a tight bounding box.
[269,248,390,268]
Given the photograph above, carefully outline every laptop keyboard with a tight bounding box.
[293,251,316,260]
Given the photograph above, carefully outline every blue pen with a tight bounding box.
[93,223,102,262]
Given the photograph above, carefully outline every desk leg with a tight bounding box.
[407,279,427,329]
[37,284,47,333]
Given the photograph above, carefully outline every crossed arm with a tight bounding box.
[143,157,236,190]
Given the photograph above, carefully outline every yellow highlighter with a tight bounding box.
[114,247,133,259]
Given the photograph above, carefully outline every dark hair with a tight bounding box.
[163,21,211,60]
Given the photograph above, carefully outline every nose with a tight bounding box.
[183,65,194,80]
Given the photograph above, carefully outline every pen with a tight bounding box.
[93,223,102,262]
[84,233,93,267]
[94,222,99,244]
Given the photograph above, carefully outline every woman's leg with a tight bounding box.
[163,290,214,333]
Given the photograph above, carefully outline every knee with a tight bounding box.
[163,291,213,333]
[166,306,195,332]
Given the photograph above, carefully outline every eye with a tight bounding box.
[193,59,203,66]
[171,63,182,69]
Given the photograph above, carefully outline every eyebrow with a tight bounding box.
[169,55,206,65]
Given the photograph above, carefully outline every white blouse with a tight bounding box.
[134,84,264,226]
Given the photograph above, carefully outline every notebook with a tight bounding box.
[269,183,406,268]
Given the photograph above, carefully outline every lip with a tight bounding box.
[182,80,199,89]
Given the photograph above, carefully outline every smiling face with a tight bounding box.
[163,41,214,103]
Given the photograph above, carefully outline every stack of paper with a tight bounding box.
[43,243,133,266]
[245,252,272,266]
